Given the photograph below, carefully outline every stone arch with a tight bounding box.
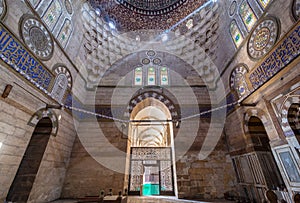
[124,89,180,121]
[244,108,273,141]
[280,95,300,137]
[28,108,59,136]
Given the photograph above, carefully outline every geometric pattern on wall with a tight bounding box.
[64,0,73,15]
[20,14,54,61]
[248,17,279,59]
[0,0,7,20]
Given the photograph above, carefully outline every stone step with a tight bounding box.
[125,196,231,203]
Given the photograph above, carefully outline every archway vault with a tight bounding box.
[125,97,177,197]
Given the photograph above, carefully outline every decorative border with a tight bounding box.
[249,21,300,90]
[0,22,54,91]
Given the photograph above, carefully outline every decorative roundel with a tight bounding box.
[153,58,161,65]
[65,0,73,15]
[20,15,54,61]
[248,17,279,59]
[229,1,237,16]
[142,58,150,65]
[0,0,7,20]
[147,50,156,57]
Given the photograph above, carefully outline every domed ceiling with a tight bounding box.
[88,0,209,32]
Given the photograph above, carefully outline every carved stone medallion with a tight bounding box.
[20,15,54,60]
[248,17,278,59]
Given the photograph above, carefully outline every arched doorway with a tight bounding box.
[125,98,177,196]
[243,116,284,201]
[6,117,53,202]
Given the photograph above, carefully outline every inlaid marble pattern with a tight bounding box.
[293,0,300,20]
[20,15,54,61]
[248,17,278,59]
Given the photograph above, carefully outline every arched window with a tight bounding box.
[230,20,244,48]
[134,67,143,86]
[160,67,169,86]
[42,0,62,31]
[230,65,250,98]
[239,0,257,31]
[51,65,72,102]
[57,19,73,48]
[256,0,271,9]
[51,73,68,102]
[134,67,169,86]
[147,67,156,86]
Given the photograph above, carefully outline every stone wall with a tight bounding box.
[0,0,85,201]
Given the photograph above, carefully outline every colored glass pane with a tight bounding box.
[160,67,169,85]
[42,0,62,31]
[147,67,156,86]
[57,19,72,48]
[230,20,244,48]
[239,0,257,31]
[134,67,143,86]
[257,0,271,9]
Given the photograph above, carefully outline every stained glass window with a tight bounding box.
[239,0,257,31]
[42,0,62,31]
[230,20,244,48]
[147,67,156,86]
[230,65,249,98]
[57,19,72,48]
[160,67,169,85]
[51,73,68,102]
[134,67,143,86]
[257,0,271,9]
